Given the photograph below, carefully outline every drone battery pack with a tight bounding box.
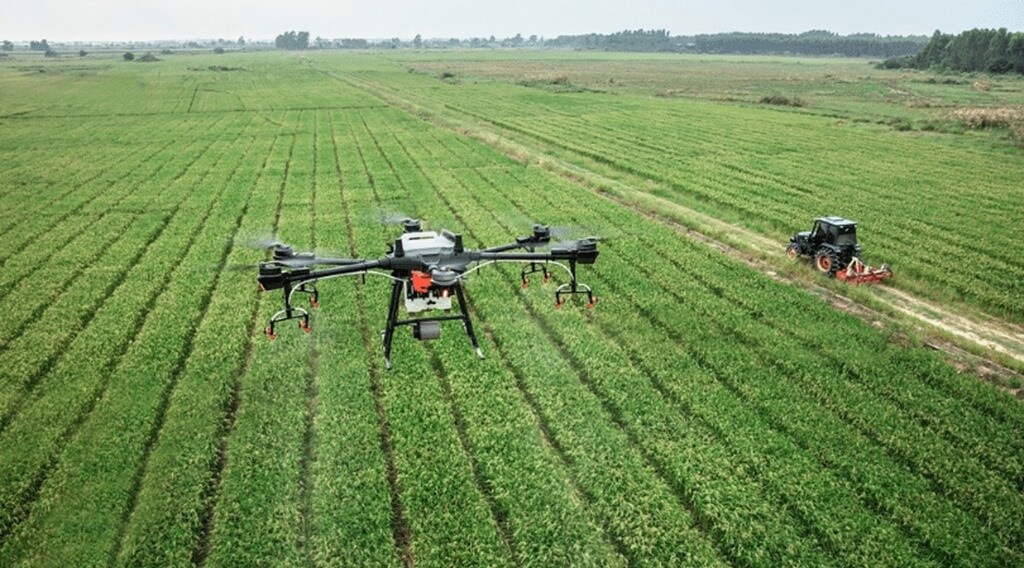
[412,321,441,341]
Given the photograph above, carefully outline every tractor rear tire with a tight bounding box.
[815,249,840,278]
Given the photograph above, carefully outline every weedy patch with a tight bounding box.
[951,106,1024,141]
[759,94,807,107]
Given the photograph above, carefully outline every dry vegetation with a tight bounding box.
[951,106,1024,141]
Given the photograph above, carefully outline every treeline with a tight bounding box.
[275,31,309,50]
[882,29,1024,74]
[546,29,927,58]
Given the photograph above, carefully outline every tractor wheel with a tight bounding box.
[815,250,840,278]
[785,244,800,260]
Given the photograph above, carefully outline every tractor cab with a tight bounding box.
[804,217,858,248]
[787,216,891,283]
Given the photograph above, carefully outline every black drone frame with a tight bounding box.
[257,222,598,369]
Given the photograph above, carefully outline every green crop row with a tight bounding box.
[305,110,399,566]
[0,124,266,566]
[0,116,234,348]
[395,117,1024,564]
[114,122,290,567]
[0,114,259,557]
[201,111,319,565]
[344,110,515,566]
[0,113,236,266]
[0,113,253,426]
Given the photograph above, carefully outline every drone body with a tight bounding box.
[256,219,598,369]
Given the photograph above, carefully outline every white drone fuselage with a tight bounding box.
[400,230,454,313]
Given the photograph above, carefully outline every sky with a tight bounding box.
[4,0,1023,42]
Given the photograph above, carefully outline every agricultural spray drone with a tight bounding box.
[256,219,599,369]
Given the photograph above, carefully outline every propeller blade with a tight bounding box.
[376,210,416,225]
[236,231,286,250]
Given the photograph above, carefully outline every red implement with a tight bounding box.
[836,257,893,285]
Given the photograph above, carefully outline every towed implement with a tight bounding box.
[787,217,892,284]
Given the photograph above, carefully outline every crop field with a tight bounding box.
[1,50,1023,566]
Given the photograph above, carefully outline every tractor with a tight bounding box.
[786,217,892,284]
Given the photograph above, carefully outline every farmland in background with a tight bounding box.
[1,50,1023,566]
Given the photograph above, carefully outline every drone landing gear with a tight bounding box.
[265,282,319,340]
[381,279,482,370]
[520,261,550,289]
[554,259,596,309]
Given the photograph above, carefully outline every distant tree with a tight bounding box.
[908,28,1024,74]
[237,36,245,45]
[413,34,422,48]
[1,40,13,52]
[274,30,310,50]
[213,46,225,54]
[508,33,524,47]
[339,38,369,49]
[123,51,135,61]
[79,49,87,57]
[29,39,50,51]
[1010,33,1024,73]
[44,49,58,58]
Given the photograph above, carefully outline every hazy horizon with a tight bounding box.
[5,0,1023,43]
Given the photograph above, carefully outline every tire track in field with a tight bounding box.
[299,110,320,568]
[191,129,295,567]
[0,114,251,435]
[0,115,257,549]
[370,124,695,563]
[341,111,413,566]
[515,113,1024,358]
[107,128,264,565]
